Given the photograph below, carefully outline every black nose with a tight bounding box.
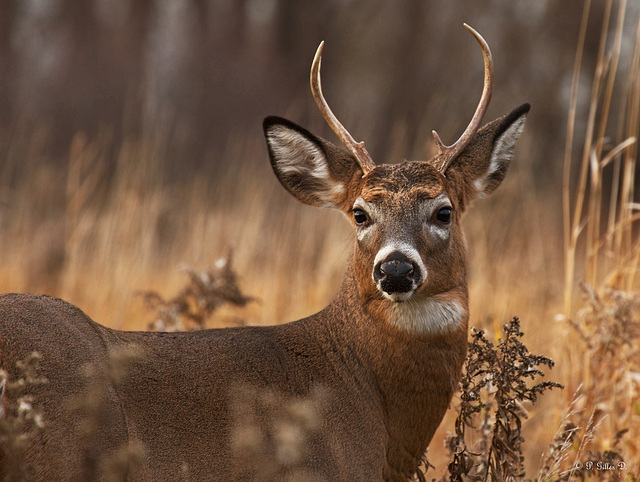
[373,251,417,294]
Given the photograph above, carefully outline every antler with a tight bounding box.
[311,41,376,174]
[432,24,494,174]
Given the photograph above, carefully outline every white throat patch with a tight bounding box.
[386,297,467,335]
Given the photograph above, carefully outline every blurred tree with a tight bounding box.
[0,0,634,191]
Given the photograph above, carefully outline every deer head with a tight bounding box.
[264,25,529,334]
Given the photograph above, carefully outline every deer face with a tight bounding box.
[351,163,456,303]
[263,103,528,313]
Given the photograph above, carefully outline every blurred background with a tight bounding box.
[0,0,639,477]
[1,1,635,182]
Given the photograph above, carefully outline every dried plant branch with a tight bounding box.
[67,345,146,481]
[417,318,562,481]
[557,284,640,478]
[139,251,256,332]
[230,384,329,480]
[0,352,48,481]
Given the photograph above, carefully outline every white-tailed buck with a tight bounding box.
[0,25,528,480]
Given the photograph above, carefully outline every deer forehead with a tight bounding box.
[358,162,446,203]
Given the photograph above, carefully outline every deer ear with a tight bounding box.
[445,104,529,203]
[264,116,363,210]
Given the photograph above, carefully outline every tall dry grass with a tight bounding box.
[550,1,640,478]
[0,2,639,480]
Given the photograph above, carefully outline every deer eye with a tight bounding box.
[435,207,452,225]
[353,209,368,226]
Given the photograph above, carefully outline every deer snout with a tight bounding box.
[373,250,423,300]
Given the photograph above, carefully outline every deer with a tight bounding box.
[0,25,529,481]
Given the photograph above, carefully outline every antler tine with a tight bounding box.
[311,42,376,174]
[433,24,494,174]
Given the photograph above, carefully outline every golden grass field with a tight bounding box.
[1,5,639,481]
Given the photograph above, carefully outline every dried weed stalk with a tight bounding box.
[67,345,146,481]
[140,251,255,331]
[0,352,48,481]
[231,384,329,481]
[550,284,640,480]
[422,317,562,481]
[537,389,584,481]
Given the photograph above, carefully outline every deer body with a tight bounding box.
[1,274,465,480]
[0,26,528,481]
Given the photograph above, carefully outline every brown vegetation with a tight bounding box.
[139,252,255,331]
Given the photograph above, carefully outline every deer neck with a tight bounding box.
[326,267,469,475]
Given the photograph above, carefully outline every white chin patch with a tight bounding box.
[381,290,415,302]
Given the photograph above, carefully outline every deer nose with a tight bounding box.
[373,252,417,294]
[379,260,414,279]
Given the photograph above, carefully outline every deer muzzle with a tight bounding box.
[373,250,424,301]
